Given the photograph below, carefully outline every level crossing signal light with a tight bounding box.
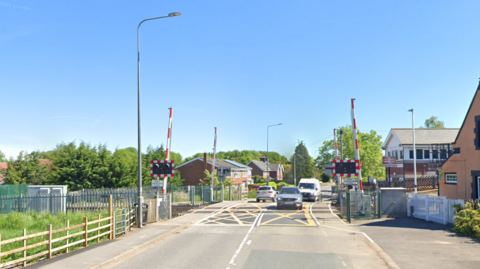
[150,160,175,177]
[332,160,359,177]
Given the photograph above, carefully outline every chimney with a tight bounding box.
[260,156,266,163]
[204,152,208,170]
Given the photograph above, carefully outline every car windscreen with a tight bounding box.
[298,183,315,189]
[258,187,271,190]
[281,188,299,194]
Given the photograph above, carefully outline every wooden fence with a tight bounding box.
[0,196,114,268]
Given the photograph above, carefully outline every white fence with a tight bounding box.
[407,193,464,225]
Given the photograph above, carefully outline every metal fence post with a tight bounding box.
[425,195,429,222]
[347,191,351,223]
[378,191,382,218]
[229,186,232,201]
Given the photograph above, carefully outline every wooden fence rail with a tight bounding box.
[0,196,114,268]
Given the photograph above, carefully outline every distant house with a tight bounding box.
[440,81,480,200]
[382,128,459,181]
[247,157,284,181]
[176,153,252,186]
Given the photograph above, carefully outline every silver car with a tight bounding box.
[276,187,303,210]
[256,186,278,202]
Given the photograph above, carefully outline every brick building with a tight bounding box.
[247,157,284,180]
[382,128,459,181]
[440,81,480,199]
[176,153,252,186]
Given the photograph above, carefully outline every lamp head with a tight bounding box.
[408,109,413,112]
[168,12,181,17]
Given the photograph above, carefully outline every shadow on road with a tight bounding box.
[358,217,453,231]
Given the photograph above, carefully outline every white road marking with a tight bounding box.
[342,261,347,267]
[226,209,266,269]
[256,212,265,226]
[320,224,374,243]
[247,240,251,245]
[323,230,328,237]
[309,202,320,226]
[194,203,243,224]
[328,202,343,220]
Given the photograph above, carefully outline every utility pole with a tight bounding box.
[210,127,217,201]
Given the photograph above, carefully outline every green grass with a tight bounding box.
[0,210,111,266]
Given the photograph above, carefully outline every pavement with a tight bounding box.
[26,186,480,269]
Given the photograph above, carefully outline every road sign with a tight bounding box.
[344,178,357,185]
[382,156,397,167]
[150,160,175,177]
[151,180,164,188]
[324,164,334,176]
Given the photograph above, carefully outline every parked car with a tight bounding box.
[256,186,278,202]
[298,178,321,202]
[277,187,303,210]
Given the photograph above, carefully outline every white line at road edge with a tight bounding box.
[323,202,374,243]
[226,208,266,269]
[309,202,320,227]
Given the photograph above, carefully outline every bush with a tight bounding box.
[453,201,480,238]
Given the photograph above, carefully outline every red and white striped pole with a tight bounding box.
[163,107,173,194]
[210,127,217,201]
[351,99,363,191]
[334,129,342,188]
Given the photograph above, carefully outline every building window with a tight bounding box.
[409,150,414,159]
[424,150,430,159]
[394,151,398,158]
[387,152,391,157]
[400,150,404,159]
[416,149,423,159]
[432,150,438,159]
[446,174,457,184]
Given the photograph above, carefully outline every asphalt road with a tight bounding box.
[108,186,391,269]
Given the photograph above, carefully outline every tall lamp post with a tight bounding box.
[137,12,181,228]
[408,109,417,193]
[267,123,282,185]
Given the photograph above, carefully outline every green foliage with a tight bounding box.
[321,173,330,183]
[316,126,385,181]
[291,141,314,179]
[49,142,113,190]
[199,169,220,186]
[167,171,184,186]
[252,175,265,183]
[424,116,445,128]
[0,210,110,264]
[0,149,6,162]
[453,202,480,238]
[4,151,52,185]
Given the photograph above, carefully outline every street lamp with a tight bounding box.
[267,123,282,185]
[137,12,181,228]
[408,109,417,193]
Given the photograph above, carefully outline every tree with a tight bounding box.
[49,141,113,190]
[4,151,52,185]
[185,150,288,165]
[290,141,314,179]
[0,150,6,162]
[199,169,219,186]
[424,116,445,128]
[316,126,385,181]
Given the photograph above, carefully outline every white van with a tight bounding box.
[298,178,321,202]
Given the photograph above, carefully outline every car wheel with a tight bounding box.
[277,205,282,210]
[256,198,260,202]
[272,197,276,202]
[299,205,303,210]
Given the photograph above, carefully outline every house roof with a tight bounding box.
[176,158,252,170]
[453,81,480,144]
[383,128,459,149]
[247,160,283,172]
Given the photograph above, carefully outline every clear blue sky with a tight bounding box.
[1,0,479,160]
